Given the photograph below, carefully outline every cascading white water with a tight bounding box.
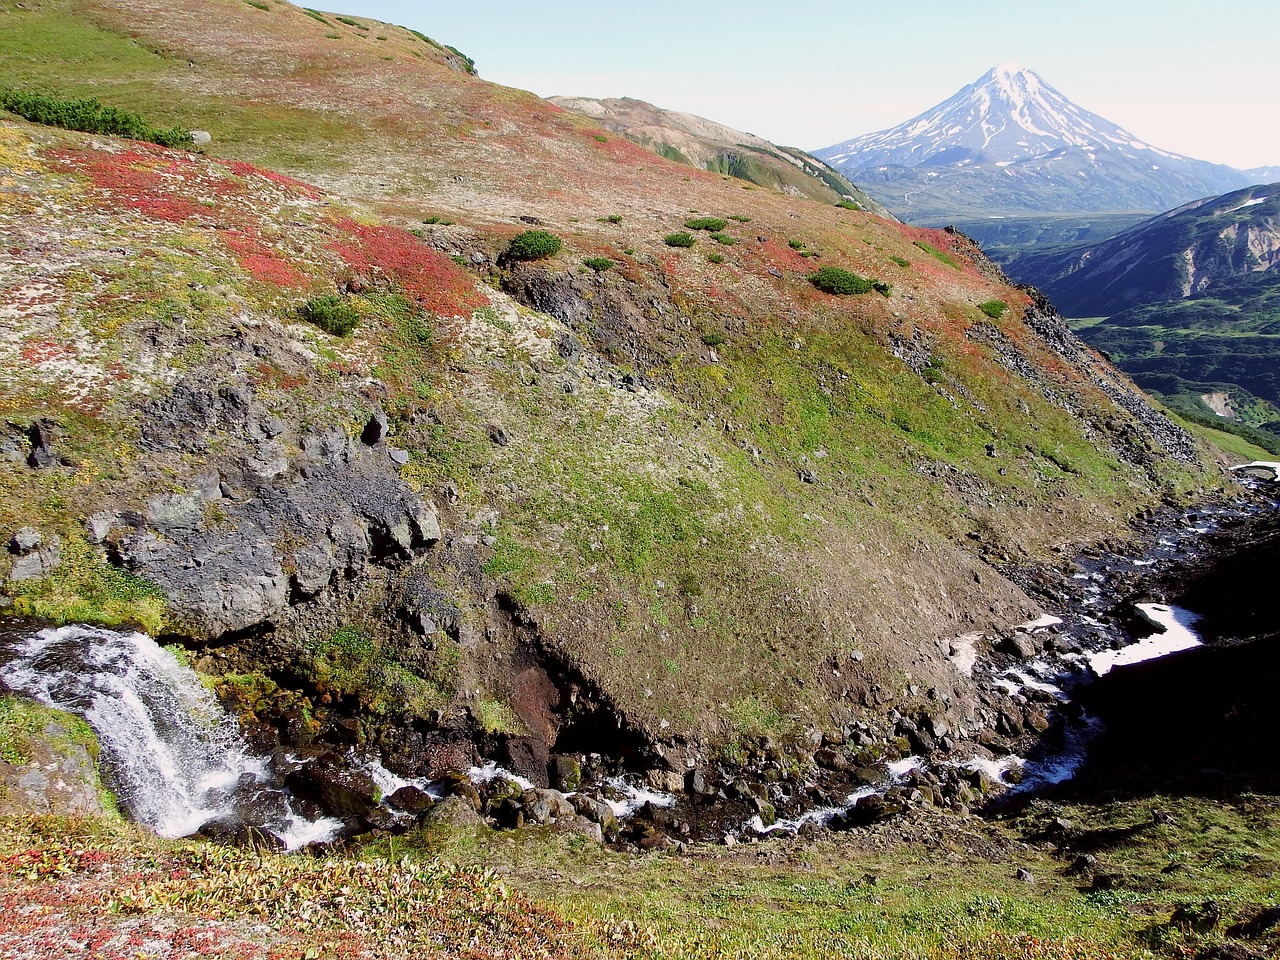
[0,623,340,848]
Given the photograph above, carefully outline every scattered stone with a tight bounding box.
[421,794,485,828]
[1016,867,1034,883]
[488,425,510,446]
[9,528,41,553]
[389,448,410,465]
[190,130,212,144]
[798,468,818,484]
[84,513,116,544]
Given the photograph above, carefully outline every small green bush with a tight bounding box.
[709,233,736,245]
[0,88,192,148]
[598,214,623,224]
[873,280,893,297]
[788,239,805,250]
[243,0,270,9]
[664,232,696,248]
[301,8,330,24]
[583,256,613,272]
[334,14,368,30]
[729,214,751,223]
[890,255,910,268]
[978,299,1007,319]
[835,200,861,210]
[506,230,562,261]
[422,216,454,225]
[593,134,608,143]
[810,266,874,295]
[701,332,725,346]
[684,217,728,232]
[707,253,725,264]
[300,294,360,336]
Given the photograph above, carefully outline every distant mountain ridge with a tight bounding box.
[1003,182,1280,450]
[1006,182,1280,317]
[550,95,894,217]
[815,64,1254,222]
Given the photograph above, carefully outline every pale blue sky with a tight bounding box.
[303,2,1280,170]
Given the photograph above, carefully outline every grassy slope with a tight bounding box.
[0,0,1218,747]
[4,793,1279,959]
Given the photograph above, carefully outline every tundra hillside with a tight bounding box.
[0,0,1220,785]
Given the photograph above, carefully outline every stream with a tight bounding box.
[0,490,1273,848]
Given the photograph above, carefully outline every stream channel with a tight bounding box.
[1,483,1276,850]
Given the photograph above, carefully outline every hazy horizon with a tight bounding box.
[301,1,1280,171]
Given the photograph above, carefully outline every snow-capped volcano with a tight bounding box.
[815,64,1251,220]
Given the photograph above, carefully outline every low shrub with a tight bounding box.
[664,232,696,248]
[978,299,1007,319]
[890,255,910,268]
[701,332,725,346]
[422,216,454,225]
[873,280,893,297]
[598,214,623,224]
[0,88,192,148]
[709,232,736,245]
[583,256,613,272]
[788,239,806,250]
[301,8,330,24]
[299,294,360,336]
[810,266,874,295]
[729,214,751,223]
[684,217,727,232]
[505,230,562,261]
[707,253,725,264]
[593,134,608,143]
[835,200,861,210]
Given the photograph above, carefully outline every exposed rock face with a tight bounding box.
[0,711,110,818]
[98,377,442,638]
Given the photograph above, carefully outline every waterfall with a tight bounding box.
[0,623,340,849]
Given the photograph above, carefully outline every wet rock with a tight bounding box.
[685,768,713,796]
[645,768,683,794]
[421,794,485,828]
[197,819,286,851]
[283,761,382,819]
[387,785,435,815]
[550,755,582,792]
[570,794,620,841]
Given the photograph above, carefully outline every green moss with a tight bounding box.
[473,698,525,736]
[6,535,167,635]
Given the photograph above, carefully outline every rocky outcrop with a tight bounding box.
[91,378,443,639]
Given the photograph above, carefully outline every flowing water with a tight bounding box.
[0,623,341,849]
